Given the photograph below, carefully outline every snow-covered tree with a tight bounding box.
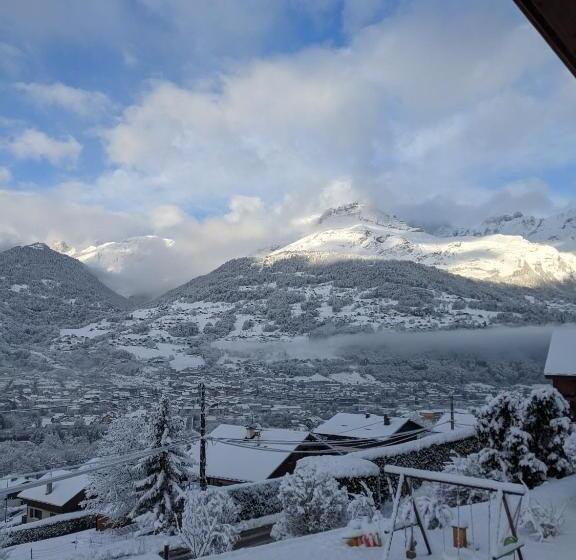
[347,482,378,522]
[179,487,239,558]
[520,387,572,479]
[130,396,196,534]
[564,431,576,470]
[84,411,148,520]
[503,427,546,487]
[272,462,348,540]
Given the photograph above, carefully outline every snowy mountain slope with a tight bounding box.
[449,209,576,252]
[53,236,179,297]
[270,204,576,288]
[0,243,128,344]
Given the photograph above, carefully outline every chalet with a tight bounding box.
[18,470,89,522]
[431,411,477,433]
[312,412,427,450]
[189,424,331,486]
[544,329,576,417]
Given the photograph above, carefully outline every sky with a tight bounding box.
[1,0,576,291]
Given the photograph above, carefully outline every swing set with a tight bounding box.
[382,465,526,560]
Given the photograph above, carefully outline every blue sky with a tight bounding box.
[0,0,575,266]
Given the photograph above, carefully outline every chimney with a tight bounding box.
[383,414,391,426]
[46,481,53,495]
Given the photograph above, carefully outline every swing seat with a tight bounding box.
[492,540,524,560]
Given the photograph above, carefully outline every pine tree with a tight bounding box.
[521,387,572,479]
[130,396,196,534]
[179,487,239,558]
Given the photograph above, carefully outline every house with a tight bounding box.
[431,411,477,433]
[544,329,576,417]
[189,424,330,486]
[18,470,89,522]
[312,412,427,450]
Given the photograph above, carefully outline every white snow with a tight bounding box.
[297,455,379,479]
[544,329,576,377]
[17,470,89,507]
[189,424,310,483]
[352,427,477,461]
[10,284,28,293]
[206,474,576,560]
[313,413,423,440]
[432,412,477,434]
[268,203,576,287]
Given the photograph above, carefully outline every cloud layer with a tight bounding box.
[1,0,576,294]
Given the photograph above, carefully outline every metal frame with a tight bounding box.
[382,465,526,560]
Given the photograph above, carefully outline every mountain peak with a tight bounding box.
[317,201,414,231]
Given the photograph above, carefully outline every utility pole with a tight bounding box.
[450,393,455,431]
[199,382,207,490]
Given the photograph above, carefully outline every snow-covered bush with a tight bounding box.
[441,452,497,504]
[520,496,567,540]
[451,388,573,488]
[179,487,239,558]
[520,387,572,480]
[272,463,348,540]
[0,528,9,560]
[130,396,196,534]
[418,496,452,530]
[347,482,379,522]
[84,411,148,520]
[564,431,576,470]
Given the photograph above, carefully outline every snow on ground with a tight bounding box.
[6,527,178,560]
[60,320,111,339]
[207,474,576,560]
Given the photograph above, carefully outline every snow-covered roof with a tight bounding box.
[313,412,421,440]
[432,412,477,433]
[189,424,310,483]
[297,455,379,478]
[544,329,576,377]
[18,470,89,507]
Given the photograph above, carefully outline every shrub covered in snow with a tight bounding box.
[347,482,379,523]
[520,496,567,540]
[445,388,572,488]
[84,411,148,520]
[520,387,572,480]
[564,431,576,470]
[179,487,239,558]
[272,462,348,540]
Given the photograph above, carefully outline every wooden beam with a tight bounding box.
[513,0,576,79]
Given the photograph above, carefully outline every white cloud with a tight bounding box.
[5,129,82,166]
[97,0,571,220]
[15,82,112,117]
[0,166,11,184]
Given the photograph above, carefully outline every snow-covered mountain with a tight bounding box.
[270,203,576,288]
[0,243,127,345]
[448,209,576,252]
[52,236,179,298]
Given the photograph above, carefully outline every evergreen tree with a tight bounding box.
[84,411,148,520]
[503,426,546,487]
[130,396,195,534]
[521,387,572,479]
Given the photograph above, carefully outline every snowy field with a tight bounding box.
[6,474,575,560]
[206,474,576,560]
